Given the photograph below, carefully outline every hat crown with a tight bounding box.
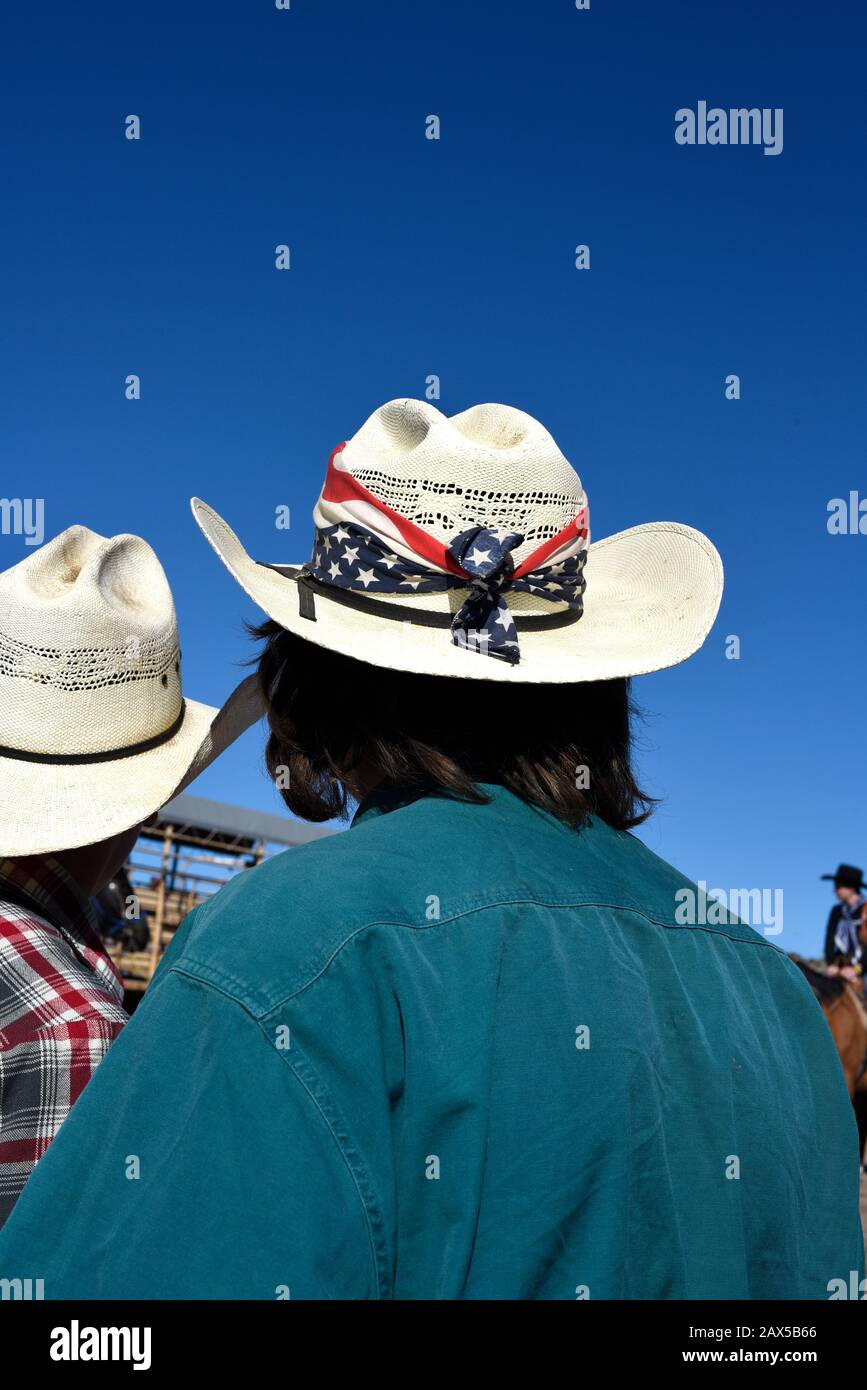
[332,399,587,564]
[827,863,865,887]
[0,526,184,757]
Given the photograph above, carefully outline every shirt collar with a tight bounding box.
[0,854,125,997]
[350,781,431,828]
[350,779,509,828]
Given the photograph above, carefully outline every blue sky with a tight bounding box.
[1,0,865,955]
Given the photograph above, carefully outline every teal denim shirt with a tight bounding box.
[0,783,862,1299]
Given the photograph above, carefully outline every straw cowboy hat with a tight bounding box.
[192,398,723,684]
[0,525,262,856]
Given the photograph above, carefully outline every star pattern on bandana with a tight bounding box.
[305,521,587,664]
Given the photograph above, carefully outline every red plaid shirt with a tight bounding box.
[0,856,127,1228]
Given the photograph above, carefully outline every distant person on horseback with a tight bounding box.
[823,863,867,989]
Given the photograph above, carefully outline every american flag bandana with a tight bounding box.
[300,445,590,665]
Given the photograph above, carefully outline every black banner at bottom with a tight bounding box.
[3,1297,864,1374]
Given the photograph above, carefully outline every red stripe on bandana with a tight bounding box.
[323,444,465,576]
[323,443,588,582]
[513,509,589,578]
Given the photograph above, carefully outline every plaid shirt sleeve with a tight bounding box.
[0,891,128,1229]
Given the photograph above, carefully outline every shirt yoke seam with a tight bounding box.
[177,897,784,1018]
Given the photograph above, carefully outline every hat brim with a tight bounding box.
[0,674,262,857]
[191,499,724,686]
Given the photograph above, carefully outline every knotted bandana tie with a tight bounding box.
[444,526,524,660]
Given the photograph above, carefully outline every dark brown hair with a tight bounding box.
[251,621,655,831]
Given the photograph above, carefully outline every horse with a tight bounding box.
[789,955,867,1098]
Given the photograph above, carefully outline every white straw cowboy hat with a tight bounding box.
[0,526,262,856]
[192,399,723,684]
